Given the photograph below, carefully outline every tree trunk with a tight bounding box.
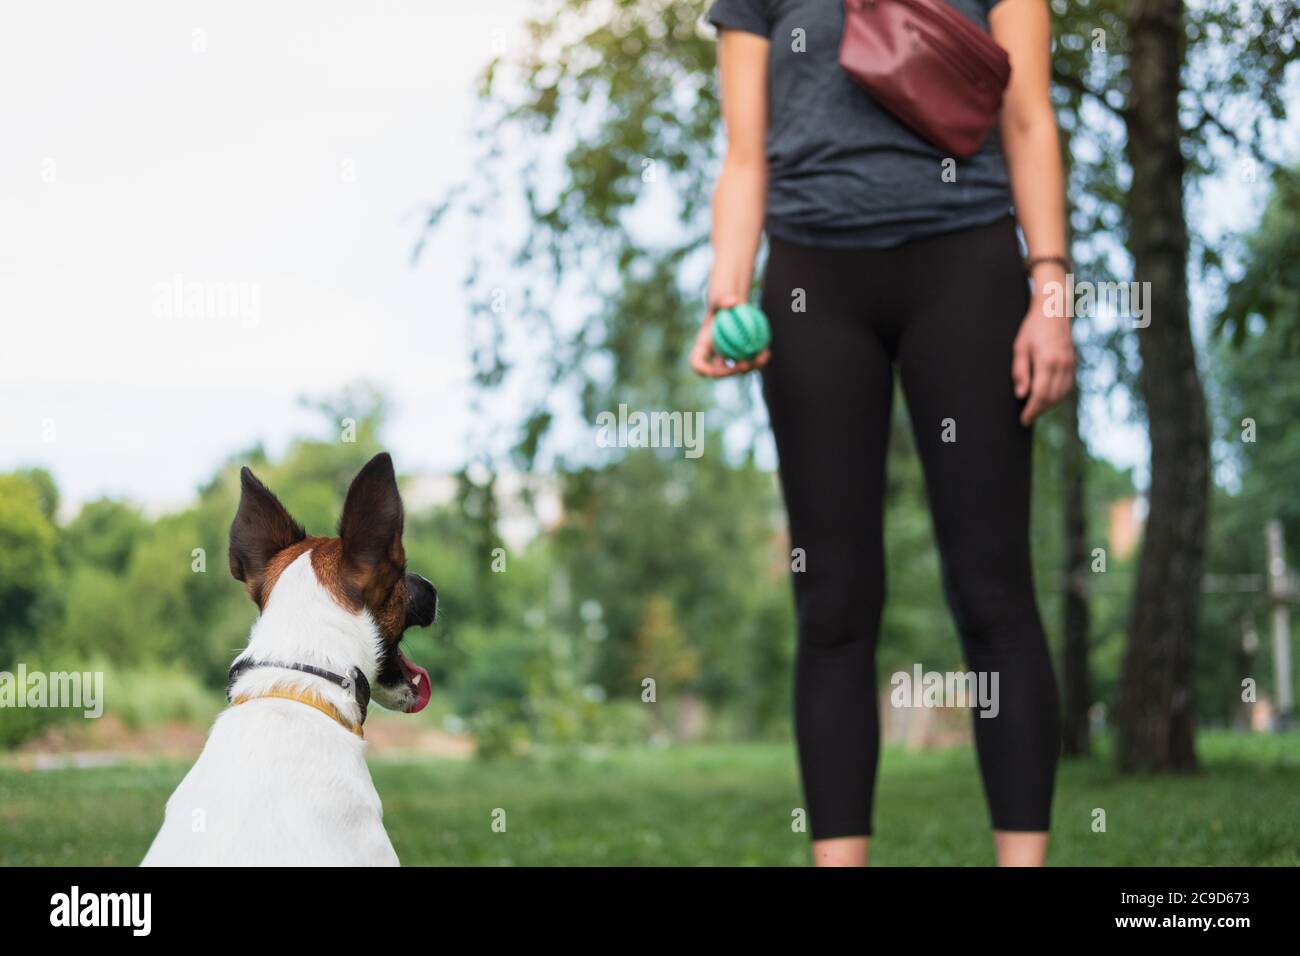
[1115,0,1208,772]
[1060,383,1092,756]
[1057,123,1091,758]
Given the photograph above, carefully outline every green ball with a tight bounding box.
[712,304,771,361]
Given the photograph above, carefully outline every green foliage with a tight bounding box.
[0,663,69,750]
[1205,170,1300,721]
[1219,168,1300,352]
[15,467,59,522]
[105,662,225,730]
[553,440,793,725]
[61,500,147,575]
[426,1,751,463]
[1030,404,1138,710]
[0,473,61,664]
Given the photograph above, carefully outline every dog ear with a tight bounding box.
[229,467,306,598]
[338,453,405,598]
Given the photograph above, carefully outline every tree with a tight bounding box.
[0,473,61,663]
[1060,381,1093,755]
[62,499,148,574]
[1049,0,1297,770]
[1112,0,1207,771]
[1053,112,1096,757]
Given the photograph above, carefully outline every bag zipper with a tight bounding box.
[901,19,989,90]
[890,0,1008,85]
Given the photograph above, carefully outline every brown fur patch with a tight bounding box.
[256,535,332,608]
[258,535,408,644]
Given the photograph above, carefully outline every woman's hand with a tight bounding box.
[690,290,771,378]
[1011,266,1075,425]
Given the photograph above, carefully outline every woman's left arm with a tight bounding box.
[990,0,1075,425]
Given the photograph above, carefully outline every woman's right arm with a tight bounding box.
[691,28,771,379]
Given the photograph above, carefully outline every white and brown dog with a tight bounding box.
[142,452,436,866]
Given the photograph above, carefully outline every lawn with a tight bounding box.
[1,731,1297,866]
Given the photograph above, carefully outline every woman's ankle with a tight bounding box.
[812,835,870,866]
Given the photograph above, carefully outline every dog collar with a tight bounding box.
[231,685,366,738]
[226,659,371,728]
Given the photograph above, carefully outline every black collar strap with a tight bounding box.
[226,659,371,726]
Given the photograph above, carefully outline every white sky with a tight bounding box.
[0,0,1286,515]
[0,0,527,511]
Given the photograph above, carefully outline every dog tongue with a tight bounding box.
[397,649,432,714]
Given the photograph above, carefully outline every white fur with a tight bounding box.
[142,552,401,866]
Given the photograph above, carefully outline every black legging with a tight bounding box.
[759,215,1061,840]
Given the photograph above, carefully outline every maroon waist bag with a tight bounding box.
[838,0,1011,158]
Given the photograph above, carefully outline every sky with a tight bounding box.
[0,0,1286,517]
[0,0,527,513]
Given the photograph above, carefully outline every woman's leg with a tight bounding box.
[893,218,1062,865]
[759,237,895,864]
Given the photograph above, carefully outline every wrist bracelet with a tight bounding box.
[1026,255,1071,275]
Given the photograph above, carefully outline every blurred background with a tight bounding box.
[1,0,1298,865]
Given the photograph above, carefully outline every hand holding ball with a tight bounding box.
[711,304,772,362]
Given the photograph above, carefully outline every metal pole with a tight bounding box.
[1238,615,1258,731]
[1265,521,1294,729]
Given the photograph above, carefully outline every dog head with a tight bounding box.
[228,452,437,713]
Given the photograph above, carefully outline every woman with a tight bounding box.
[693,0,1074,866]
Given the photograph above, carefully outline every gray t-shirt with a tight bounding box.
[707,0,1014,249]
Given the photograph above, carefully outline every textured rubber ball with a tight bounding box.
[712,304,772,361]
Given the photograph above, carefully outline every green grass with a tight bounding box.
[2,731,1297,865]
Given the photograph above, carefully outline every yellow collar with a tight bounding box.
[232,684,365,738]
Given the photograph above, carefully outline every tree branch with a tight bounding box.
[1051,67,1130,123]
